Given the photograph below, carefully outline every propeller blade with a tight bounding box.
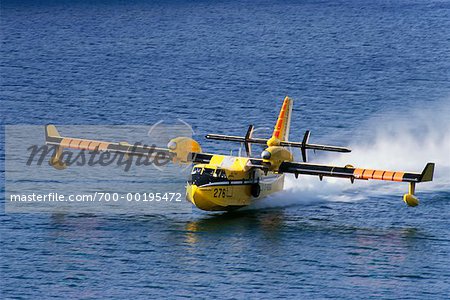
[301,130,310,162]
[244,125,254,157]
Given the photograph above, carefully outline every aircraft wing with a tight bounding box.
[278,161,435,183]
[45,125,175,159]
[46,125,215,165]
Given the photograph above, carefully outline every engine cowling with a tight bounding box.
[167,137,202,163]
[261,146,293,171]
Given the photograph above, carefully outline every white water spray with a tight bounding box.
[250,99,450,209]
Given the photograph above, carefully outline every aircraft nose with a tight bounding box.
[186,184,198,204]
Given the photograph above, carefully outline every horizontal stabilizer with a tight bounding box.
[205,130,351,154]
[205,133,267,145]
[279,140,351,153]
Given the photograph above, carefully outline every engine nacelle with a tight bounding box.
[261,146,293,171]
[167,137,202,163]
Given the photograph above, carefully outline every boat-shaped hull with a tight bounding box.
[186,174,285,211]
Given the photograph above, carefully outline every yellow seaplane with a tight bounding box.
[45,97,434,211]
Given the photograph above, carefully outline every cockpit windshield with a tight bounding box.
[191,167,202,175]
[202,168,214,176]
[189,167,228,186]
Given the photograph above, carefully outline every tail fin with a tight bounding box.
[270,96,293,143]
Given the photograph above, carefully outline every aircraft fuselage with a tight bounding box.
[185,161,285,211]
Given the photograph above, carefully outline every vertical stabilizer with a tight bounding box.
[269,96,293,145]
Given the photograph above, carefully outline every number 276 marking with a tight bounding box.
[213,188,226,198]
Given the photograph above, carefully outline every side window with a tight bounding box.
[217,170,227,179]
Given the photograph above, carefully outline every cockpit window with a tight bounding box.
[202,168,215,176]
[216,169,227,179]
[188,167,228,186]
[191,167,201,175]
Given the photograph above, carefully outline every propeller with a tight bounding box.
[244,125,254,157]
[301,130,310,162]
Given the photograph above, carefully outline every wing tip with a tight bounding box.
[420,162,435,182]
[45,124,61,138]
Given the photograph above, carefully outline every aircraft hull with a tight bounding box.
[186,174,285,211]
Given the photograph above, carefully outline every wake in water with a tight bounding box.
[250,99,450,209]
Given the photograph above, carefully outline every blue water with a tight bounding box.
[1,0,450,298]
